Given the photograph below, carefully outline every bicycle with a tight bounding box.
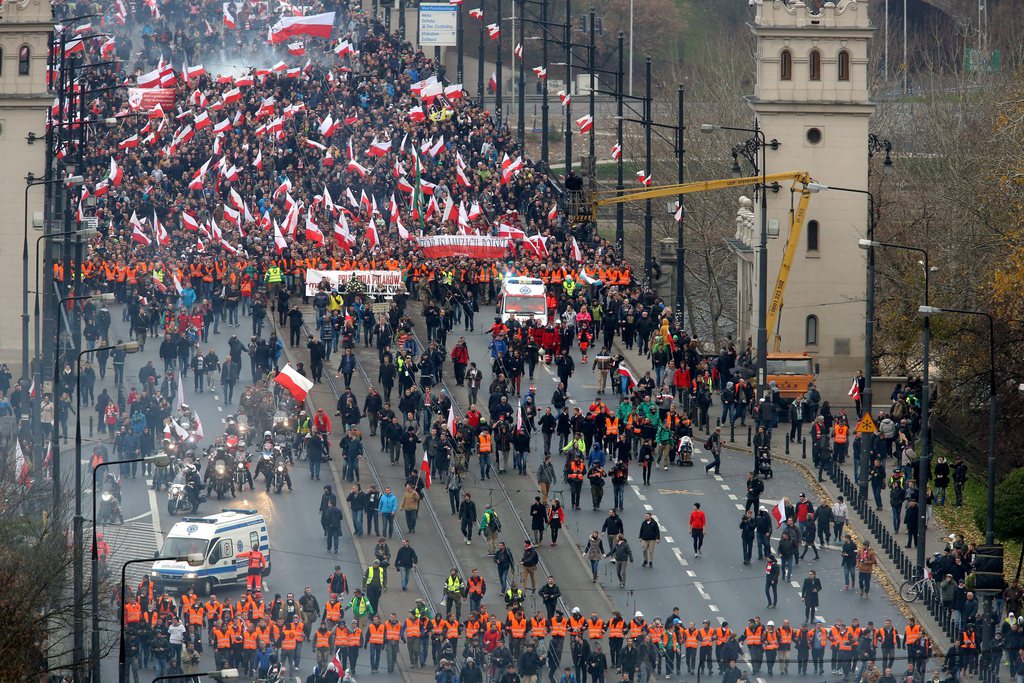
[899,570,932,603]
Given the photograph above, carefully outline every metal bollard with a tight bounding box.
[785,435,790,455]
[802,439,807,460]
[89,416,93,438]
[747,426,752,447]
[730,421,735,443]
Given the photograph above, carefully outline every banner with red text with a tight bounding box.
[416,235,510,259]
[305,269,405,298]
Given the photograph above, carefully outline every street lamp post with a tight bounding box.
[74,340,137,682]
[152,670,239,683]
[643,56,653,293]
[517,0,526,149]
[674,85,685,329]
[92,453,167,683]
[615,31,624,257]
[496,0,503,120]
[119,554,204,683]
[918,305,997,667]
[540,0,549,167]
[860,240,931,578]
[564,0,572,172]
[700,122,778,393]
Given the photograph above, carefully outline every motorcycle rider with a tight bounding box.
[182,464,203,513]
[255,435,276,484]
[205,447,235,497]
[267,448,293,493]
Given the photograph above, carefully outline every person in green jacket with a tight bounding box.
[348,589,374,625]
[656,424,675,469]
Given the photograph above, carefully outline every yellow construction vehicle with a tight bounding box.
[581,171,816,353]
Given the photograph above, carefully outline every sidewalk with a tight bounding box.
[608,337,962,658]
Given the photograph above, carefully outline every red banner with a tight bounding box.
[416,235,510,259]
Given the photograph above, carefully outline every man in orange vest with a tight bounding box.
[237,543,267,591]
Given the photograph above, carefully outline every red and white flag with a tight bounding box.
[487,23,500,40]
[447,405,457,435]
[268,11,336,44]
[611,143,622,160]
[532,66,547,79]
[273,220,288,254]
[469,8,483,20]
[108,158,124,186]
[571,236,583,262]
[636,170,653,186]
[274,363,314,402]
[223,3,236,29]
[288,41,306,56]
[420,450,432,489]
[848,379,861,403]
[514,43,523,59]
[576,114,594,134]
[305,211,324,245]
[618,365,638,391]
[186,64,206,81]
[558,90,571,107]
[16,439,30,488]
[131,223,151,246]
[770,500,786,527]
[154,211,170,246]
[365,222,380,250]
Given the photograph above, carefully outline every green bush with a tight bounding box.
[973,467,1024,542]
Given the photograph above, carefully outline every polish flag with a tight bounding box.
[468,201,482,220]
[428,136,445,158]
[108,158,124,186]
[136,67,162,88]
[571,236,583,262]
[525,234,549,257]
[274,363,314,402]
[186,64,206,81]
[498,224,526,240]
[222,87,242,104]
[305,212,324,245]
[100,37,116,57]
[674,201,683,222]
[273,220,288,254]
[848,379,861,403]
[558,90,571,107]
[532,66,547,79]
[253,149,263,171]
[487,24,500,40]
[234,74,254,88]
[576,114,594,133]
[444,84,464,100]
[191,89,209,109]
[288,42,306,56]
[611,143,622,160]
[396,215,411,241]
[118,134,140,149]
[213,118,231,134]
[368,137,392,157]
[182,211,200,232]
[456,167,472,188]
[193,111,212,129]
[397,177,414,194]
[420,451,432,489]
[268,11,336,44]
[547,204,558,222]
[469,8,483,20]
[222,205,240,225]
[447,404,458,436]
[256,97,276,119]
[618,365,638,391]
[154,211,170,246]
[223,3,236,28]
[334,40,355,57]
[513,43,523,60]
[16,440,30,489]
[131,223,152,246]
[365,222,380,250]
[489,71,497,93]
[347,159,368,177]
[770,500,786,527]
[636,171,653,187]
[408,106,425,122]
[318,114,339,137]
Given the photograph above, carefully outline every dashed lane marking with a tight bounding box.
[664,536,674,543]
[709,604,719,612]
[735,504,745,510]
[728,494,738,500]
[694,582,710,600]
[686,570,696,577]
[672,548,688,566]
[643,504,653,511]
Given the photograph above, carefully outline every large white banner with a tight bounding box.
[305,269,405,298]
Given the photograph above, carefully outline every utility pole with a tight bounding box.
[564,0,572,172]
[517,0,526,148]
[675,85,685,329]
[496,0,503,120]
[399,0,406,40]
[456,0,463,83]
[540,0,549,167]
[477,8,485,106]
[588,7,596,175]
[643,56,653,292]
[615,30,624,257]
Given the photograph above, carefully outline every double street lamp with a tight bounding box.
[859,239,932,581]
[152,670,239,683]
[701,122,780,393]
[92,453,168,683]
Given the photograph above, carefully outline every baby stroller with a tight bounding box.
[755,445,773,479]
[676,436,694,467]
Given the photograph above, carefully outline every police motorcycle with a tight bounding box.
[167,461,205,515]
[98,472,124,525]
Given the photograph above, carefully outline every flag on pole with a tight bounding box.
[848,379,861,403]
[618,365,638,391]
[447,405,457,436]
[770,500,786,526]
[16,439,30,488]
[274,364,314,402]
[420,451,432,489]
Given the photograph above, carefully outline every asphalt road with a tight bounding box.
[75,306,407,683]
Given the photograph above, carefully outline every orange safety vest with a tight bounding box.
[648,624,665,644]
[835,424,849,444]
[347,628,362,647]
[368,623,387,644]
[281,627,299,651]
[549,617,569,638]
[961,632,976,650]
[587,618,604,639]
[478,433,492,453]
[716,627,732,646]
[334,628,350,646]
[764,631,779,650]
[213,627,231,649]
[243,629,257,650]
[125,602,141,624]
[325,601,343,622]
[568,460,585,481]
[446,620,460,639]
[509,616,528,639]
[405,619,422,638]
[188,605,205,626]
[606,418,618,435]
[628,619,646,638]
[607,618,624,639]
[684,629,699,649]
[384,621,403,641]
[699,627,715,647]
[745,626,762,646]
[569,615,586,634]
[778,627,793,645]
[316,630,332,648]
[468,576,485,595]
[531,618,548,638]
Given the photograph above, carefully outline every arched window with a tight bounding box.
[18,46,30,76]
[807,220,820,252]
[805,315,819,345]
[838,50,851,81]
[780,49,793,81]
[809,49,822,81]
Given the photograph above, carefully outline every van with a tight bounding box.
[152,509,271,595]
[500,277,547,325]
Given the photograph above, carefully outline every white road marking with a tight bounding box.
[713,475,724,482]
[672,548,688,566]
[791,581,800,588]
[124,511,152,523]
[709,604,719,612]
[627,476,634,483]
[699,458,709,463]
[630,485,647,501]
[720,484,730,490]
[728,494,738,500]
[218,406,223,412]
[686,570,696,577]
[735,504,745,510]
[664,536,674,543]
[643,504,653,511]
[694,582,710,599]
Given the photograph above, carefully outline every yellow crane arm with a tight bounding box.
[768,185,813,352]
[589,172,813,211]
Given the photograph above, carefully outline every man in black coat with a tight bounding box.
[322,499,343,554]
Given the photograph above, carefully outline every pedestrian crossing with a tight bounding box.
[94,518,159,590]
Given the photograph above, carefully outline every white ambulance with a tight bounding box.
[499,277,548,324]
[152,509,270,595]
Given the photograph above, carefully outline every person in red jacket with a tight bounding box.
[689,502,706,557]
[237,544,267,591]
[314,408,332,435]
